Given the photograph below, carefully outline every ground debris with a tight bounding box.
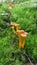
[25,63,37,65]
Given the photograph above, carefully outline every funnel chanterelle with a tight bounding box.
[16,30,24,35]
[21,32,28,38]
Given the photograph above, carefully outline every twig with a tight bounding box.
[20,51,33,65]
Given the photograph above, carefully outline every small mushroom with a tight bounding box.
[11,22,16,33]
[20,32,28,48]
[8,3,14,8]
[11,22,20,33]
[16,30,25,48]
[15,24,19,31]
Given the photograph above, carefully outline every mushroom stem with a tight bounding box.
[19,36,25,49]
[19,36,23,48]
[19,36,26,49]
[20,33,28,48]
[16,26,19,31]
[12,27,15,33]
[21,38,25,48]
[16,30,25,48]
[11,22,16,33]
[15,24,19,31]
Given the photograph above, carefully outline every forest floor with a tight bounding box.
[25,63,37,65]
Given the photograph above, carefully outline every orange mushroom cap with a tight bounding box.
[8,3,14,8]
[10,22,16,27]
[16,30,24,35]
[11,22,19,27]
[21,33,28,38]
[15,24,19,27]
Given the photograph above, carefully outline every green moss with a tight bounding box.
[0,3,37,65]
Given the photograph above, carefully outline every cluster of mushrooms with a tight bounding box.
[11,22,28,49]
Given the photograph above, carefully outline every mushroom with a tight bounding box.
[16,30,24,48]
[15,24,19,31]
[8,3,14,8]
[11,22,20,33]
[20,32,28,48]
[10,22,16,33]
